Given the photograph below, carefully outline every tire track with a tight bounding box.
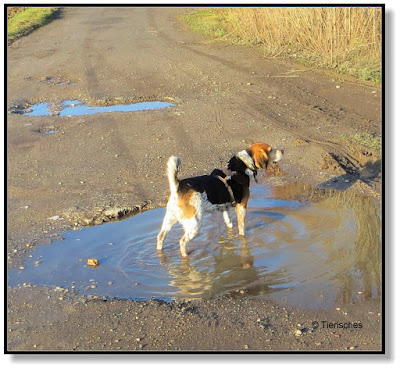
[242,97,362,171]
[148,8,364,173]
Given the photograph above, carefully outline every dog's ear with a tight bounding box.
[249,143,272,170]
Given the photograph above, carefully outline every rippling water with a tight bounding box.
[9,182,381,309]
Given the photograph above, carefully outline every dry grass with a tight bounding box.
[183,7,382,83]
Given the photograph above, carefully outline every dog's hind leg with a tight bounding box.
[156,208,177,251]
[179,218,200,257]
[223,210,233,229]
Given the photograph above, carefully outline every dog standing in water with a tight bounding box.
[156,143,284,257]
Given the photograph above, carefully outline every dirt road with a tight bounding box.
[7,7,382,352]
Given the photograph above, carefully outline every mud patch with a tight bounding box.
[320,153,348,175]
[67,203,149,227]
[41,76,75,85]
[9,182,381,309]
[320,150,381,191]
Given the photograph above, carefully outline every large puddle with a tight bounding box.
[11,100,174,117]
[9,182,381,309]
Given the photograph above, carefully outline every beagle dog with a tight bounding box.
[156,143,284,257]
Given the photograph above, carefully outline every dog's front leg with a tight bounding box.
[235,203,247,236]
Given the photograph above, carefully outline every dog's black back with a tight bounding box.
[177,156,250,205]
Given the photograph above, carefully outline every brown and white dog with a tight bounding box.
[156,143,284,257]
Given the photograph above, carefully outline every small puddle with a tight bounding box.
[9,182,381,309]
[32,126,58,135]
[11,100,175,117]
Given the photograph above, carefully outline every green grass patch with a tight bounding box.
[179,10,229,39]
[340,133,381,151]
[8,7,60,43]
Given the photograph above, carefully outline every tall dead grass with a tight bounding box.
[216,7,382,82]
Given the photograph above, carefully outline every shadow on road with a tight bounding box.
[319,158,382,191]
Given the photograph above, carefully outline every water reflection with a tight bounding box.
[21,100,175,117]
[269,183,381,307]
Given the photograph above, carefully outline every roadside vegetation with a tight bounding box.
[8,7,60,44]
[340,133,382,151]
[181,7,381,84]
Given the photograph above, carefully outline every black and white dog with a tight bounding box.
[156,143,284,257]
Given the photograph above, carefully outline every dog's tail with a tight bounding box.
[166,156,181,193]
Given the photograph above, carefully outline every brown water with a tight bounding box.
[9,182,381,309]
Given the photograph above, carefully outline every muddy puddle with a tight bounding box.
[10,100,175,117]
[9,182,381,309]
